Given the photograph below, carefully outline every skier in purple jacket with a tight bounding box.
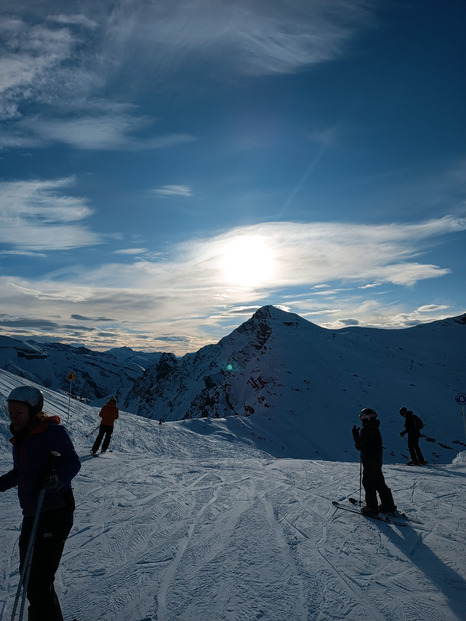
[0,385,81,621]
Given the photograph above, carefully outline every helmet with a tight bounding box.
[360,408,377,421]
[7,386,44,417]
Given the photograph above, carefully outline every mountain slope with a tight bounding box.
[0,335,161,402]
[124,306,466,463]
[1,306,465,463]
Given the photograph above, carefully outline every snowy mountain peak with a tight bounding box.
[121,306,465,463]
[231,305,321,351]
[0,306,464,463]
[244,304,308,330]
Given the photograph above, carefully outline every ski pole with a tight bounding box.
[86,423,100,439]
[11,451,60,621]
[11,489,46,621]
[359,457,362,505]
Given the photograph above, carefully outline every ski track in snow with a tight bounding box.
[0,386,465,620]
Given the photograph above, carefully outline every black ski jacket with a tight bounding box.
[401,411,420,438]
[353,418,383,468]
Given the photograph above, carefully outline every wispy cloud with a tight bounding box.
[99,0,371,78]
[318,302,452,331]
[153,185,192,198]
[114,248,148,256]
[0,15,75,119]
[70,314,114,322]
[50,14,98,29]
[0,9,198,151]
[0,215,464,352]
[0,1,370,149]
[0,178,101,251]
[175,217,465,288]
[23,116,195,151]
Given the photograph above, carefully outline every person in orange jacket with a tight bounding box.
[91,397,119,454]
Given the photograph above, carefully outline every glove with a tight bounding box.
[42,470,62,492]
[352,425,360,440]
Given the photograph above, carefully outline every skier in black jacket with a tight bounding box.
[399,406,426,465]
[352,408,396,515]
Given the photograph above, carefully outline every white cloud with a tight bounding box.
[16,114,196,151]
[0,1,369,149]
[359,283,380,289]
[173,218,465,290]
[25,115,149,150]
[6,215,465,292]
[417,304,449,314]
[0,214,463,353]
[0,17,75,119]
[319,303,453,332]
[50,14,97,29]
[114,248,148,255]
[0,249,46,257]
[0,178,101,251]
[0,10,199,151]
[153,185,192,197]
[97,0,371,78]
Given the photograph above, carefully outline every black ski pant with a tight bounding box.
[19,493,74,621]
[362,465,395,512]
[407,432,425,464]
[92,424,114,453]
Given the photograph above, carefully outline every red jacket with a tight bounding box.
[99,400,119,426]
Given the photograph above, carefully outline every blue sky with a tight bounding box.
[0,0,465,354]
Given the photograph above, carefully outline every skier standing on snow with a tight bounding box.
[352,408,396,515]
[399,406,426,465]
[0,385,81,620]
[92,396,119,454]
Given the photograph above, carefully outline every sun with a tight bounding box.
[220,235,275,287]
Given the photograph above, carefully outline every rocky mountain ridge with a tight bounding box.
[122,306,465,462]
[1,306,465,462]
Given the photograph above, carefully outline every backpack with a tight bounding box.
[412,414,424,430]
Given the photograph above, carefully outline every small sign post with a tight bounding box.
[66,371,76,420]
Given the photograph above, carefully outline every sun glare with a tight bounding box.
[221,235,275,287]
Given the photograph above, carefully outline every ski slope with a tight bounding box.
[1,371,465,621]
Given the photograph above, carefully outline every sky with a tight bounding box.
[0,0,465,355]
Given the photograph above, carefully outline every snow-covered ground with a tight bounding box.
[1,371,465,621]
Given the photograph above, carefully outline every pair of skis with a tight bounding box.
[332,498,422,526]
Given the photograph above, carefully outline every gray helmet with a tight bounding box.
[7,385,44,417]
[360,407,377,421]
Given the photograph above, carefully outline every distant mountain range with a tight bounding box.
[0,336,161,403]
[1,305,465,462]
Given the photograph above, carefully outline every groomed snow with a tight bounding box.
[1,371,465,621]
